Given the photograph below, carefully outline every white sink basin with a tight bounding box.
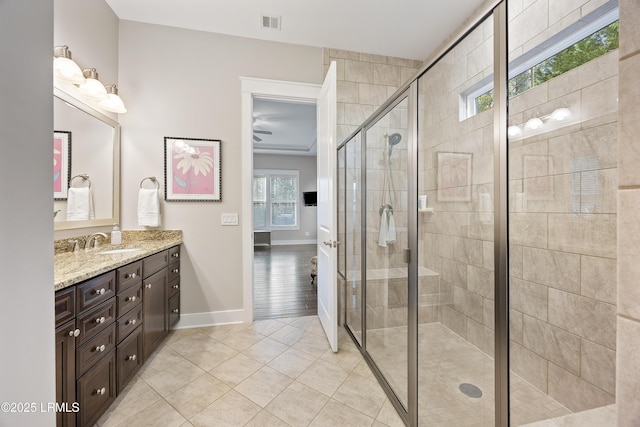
[98,248,142,255]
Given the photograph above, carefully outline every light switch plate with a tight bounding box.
[221,213,239,226]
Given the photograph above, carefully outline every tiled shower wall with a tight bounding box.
[326,48,421,328]
[616,0,640,425]
[419,0,619,414]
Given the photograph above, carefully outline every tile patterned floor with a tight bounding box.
[97,316,405,427]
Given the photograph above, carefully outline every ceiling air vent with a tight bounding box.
[261,14,281,30]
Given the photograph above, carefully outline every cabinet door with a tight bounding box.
[143,268,167,361]
[55,320,76,427]
[76,350,116,427]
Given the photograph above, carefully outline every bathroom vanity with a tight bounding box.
[54,231,182,427]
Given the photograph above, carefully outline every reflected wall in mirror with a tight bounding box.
[53,86,120,230]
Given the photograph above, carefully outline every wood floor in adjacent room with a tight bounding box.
[253,244,318,320]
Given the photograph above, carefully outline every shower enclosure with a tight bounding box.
[337,0,619,425]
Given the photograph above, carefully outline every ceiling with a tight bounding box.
[252,98,317,156]
[104,0,487,156]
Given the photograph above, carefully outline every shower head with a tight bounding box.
[387,133,402,146]
[385,133,402,155]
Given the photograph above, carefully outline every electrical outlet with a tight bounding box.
[221,213,238,226]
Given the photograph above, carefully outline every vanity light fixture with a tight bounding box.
[78,68,108,101]
[524,117,544,131]
[99,85,127,114]
[53,46,86,84]
[507,125,522,138]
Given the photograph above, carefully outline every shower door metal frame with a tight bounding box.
[339,2,509,426]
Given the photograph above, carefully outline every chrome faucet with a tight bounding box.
[85,232,108,250]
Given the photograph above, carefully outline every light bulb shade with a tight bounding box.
[53,46,85,84]
[79,68,108,101]
[524,117,544,131]
[550,107,572,121]
[99,85,127,113]
[507,125,522,137]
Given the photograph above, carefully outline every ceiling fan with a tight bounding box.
[253,129,272,142]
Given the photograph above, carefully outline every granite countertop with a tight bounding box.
[54,230,182,291]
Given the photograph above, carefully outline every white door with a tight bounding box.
[317,62,338,352]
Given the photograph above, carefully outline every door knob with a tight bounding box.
[323,241,332,246]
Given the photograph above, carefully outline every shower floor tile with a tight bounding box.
[364,322,575,426]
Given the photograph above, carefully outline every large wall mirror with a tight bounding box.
[53,86,120,230]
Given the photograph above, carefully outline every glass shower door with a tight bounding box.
[364,94,410,408]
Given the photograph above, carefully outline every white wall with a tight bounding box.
[0,1,55,426]
[253,154,318,243]
[118,20,323,323]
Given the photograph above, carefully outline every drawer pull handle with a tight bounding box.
[172,253,179,258]
[94,288,106,295]
[95,316,106,324]
[125,296,137,302]
[172,284,179,289]
[145,284,152,289]
[172,308,179,313]
[126,354,137,361]
[67,328,80,338]
[95,387,106,396]
[172,268,179,274]
[95,344,106,352]
[126,319,137,326]
[125,272,137,279]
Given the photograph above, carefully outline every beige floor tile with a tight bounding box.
[249,319,288,336]
[268,347,317,379]
[269,324,308,346]
[142,358,205,397]
[332,371,387,417]
[319,345,364,371]
[209,353,264,387]
[297,358,351,397]
[97,377,162,427]
[164,373,230,419]
[244,410,291,427]
[265,381,329,426]
[235,366,294,407]
[375,398,405,427]
[109,399,186,427]
[309,399,375,427]
[218,328,266,351]
[292,332,332,358]
[190,390,261,427]
[243,337,290,364]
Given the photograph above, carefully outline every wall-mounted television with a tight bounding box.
[302,191,317,206]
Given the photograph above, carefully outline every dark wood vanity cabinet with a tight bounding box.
[54,245,180,427]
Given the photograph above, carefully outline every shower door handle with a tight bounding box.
[403,249,411,263]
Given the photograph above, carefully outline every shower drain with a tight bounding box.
[459,383,483,398]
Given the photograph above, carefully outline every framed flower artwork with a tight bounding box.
[54,130,72,200]
[164,137,222,201]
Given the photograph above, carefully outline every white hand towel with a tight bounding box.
[66,187,94,220]
[138,188,161,227]
[378,208,388,248]
[386,210,397,245]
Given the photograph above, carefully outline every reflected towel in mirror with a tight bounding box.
[66,187,94,220]
[138,188,161,227]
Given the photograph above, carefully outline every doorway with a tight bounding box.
[240,78,322,323]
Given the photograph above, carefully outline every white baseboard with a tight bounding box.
[271,239,317,246]
[173,309,245,329]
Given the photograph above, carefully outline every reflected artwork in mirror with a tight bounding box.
[53,85,120,230]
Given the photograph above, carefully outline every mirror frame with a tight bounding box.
[54,85,120,231]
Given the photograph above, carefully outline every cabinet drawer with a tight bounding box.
[168,278,180,298]
[117,304,142,342]
[117,261,142,292]
[117,325,143,394]
[55,287,75,327]
[77,271,116,314]
[168,292,180,330]
[143,250,168,278]
[117,283,142,317]
[76,298,116,346]
[169,246,180,261]
[76,350,116,427]
[168,262,180,283]
[76,324,116,377]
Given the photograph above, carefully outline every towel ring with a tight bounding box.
[69,174,91,188]
[140,176,160,189]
